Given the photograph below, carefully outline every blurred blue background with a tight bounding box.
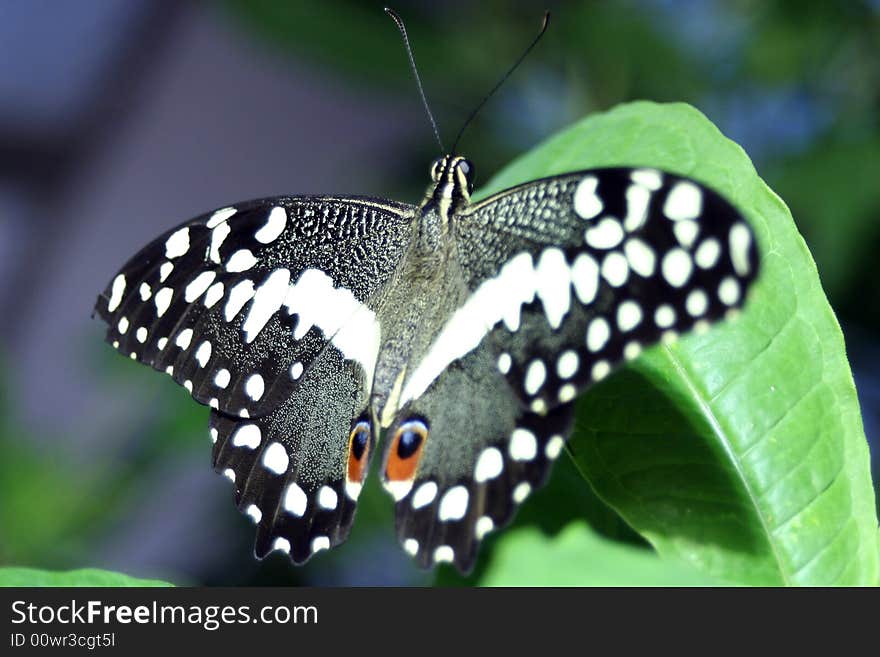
[0,0,877,586]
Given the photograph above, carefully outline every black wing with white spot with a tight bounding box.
[456,167,759,412]
[209,345,374,563]
[385,167,758,573]
[96,196,412,415]
[383,343,573,573]
[95,195,414,561]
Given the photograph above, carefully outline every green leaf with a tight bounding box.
[0,567,172,587]
[478,522,717,586]
[476,101,879,586]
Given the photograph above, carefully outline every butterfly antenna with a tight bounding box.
[451,11,550,154]
[385,8,445,153]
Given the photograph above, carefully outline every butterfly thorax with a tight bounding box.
[370,155,475,426]
[422,154,474,226]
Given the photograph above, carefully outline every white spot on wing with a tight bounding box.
[311,536,330,553]
[184,271,216,303]
[623,182,651,232]
[255,206,287,244]
[203,281,224,308]
[404,538,419,556]
[535,248,571,329]
[545,435,565,459]
[601,252,629,287]
[438,486,469,521]
[225,249,258,273]
[509,428,537,461]
[318,486,338,510]
[108,274,126,312]
[719,277,740,306]
[384,480,413,502]
[175,328,193,350]
[117,317,129,334]
[434,545,454,564]
[661,248,693,287]
[411,481,437,509]
[631,168,662,190]
[165,227,190,258]
[154,287,173,317]
[513,482,532,503]
[345,481,362,501]
[245,504,262,524]
[617,300,642,331]
[585,218,624,249]
[587,317,610,352]
[524,360,546,396]
[241,268,290,343]
[245,373,265,401]
[283,269,381,388]
[272,537,291,554]
[730,223,752,276]
[206,206,236,229]
[232,423,261,449]
[674,220,699,248]
[224,279,255,322]
[655,304,676,328]
[624,238,656,277]
[663,181,702,221]
[475,516,494,540]
[209,222,231,264]
[695,238,721,269]
[557,350,578,379]
[214,368,231,388]
[283,482,307,516]
[135,327,147,343]
[262,442,289,475]
[571,254,599,304]
[290,362,304,380]
[474,447,503,482]
[159,262,174,282]
[686,289,708,316]
[573,175,602,219]
[624,341,642,360]
[592,360,611,381]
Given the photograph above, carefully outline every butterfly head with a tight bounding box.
[427,155,474,214]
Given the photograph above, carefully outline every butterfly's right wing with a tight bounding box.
[94,195,415,562]
[387,167,758,572]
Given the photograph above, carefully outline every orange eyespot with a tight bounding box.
[385,419,428,483]
[346,420,372,484]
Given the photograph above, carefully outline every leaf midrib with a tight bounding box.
[661,345,793,586]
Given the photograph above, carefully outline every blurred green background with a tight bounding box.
[0,0,877,586]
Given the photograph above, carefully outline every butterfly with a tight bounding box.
[93,12,759,575]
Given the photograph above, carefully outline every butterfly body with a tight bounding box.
[96,148,758,572]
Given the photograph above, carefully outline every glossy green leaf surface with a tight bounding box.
[479,522,716,586]
[0,567,172,587]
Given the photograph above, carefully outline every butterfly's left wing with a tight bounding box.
[388,167,758,572]
[95,195,415,562]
